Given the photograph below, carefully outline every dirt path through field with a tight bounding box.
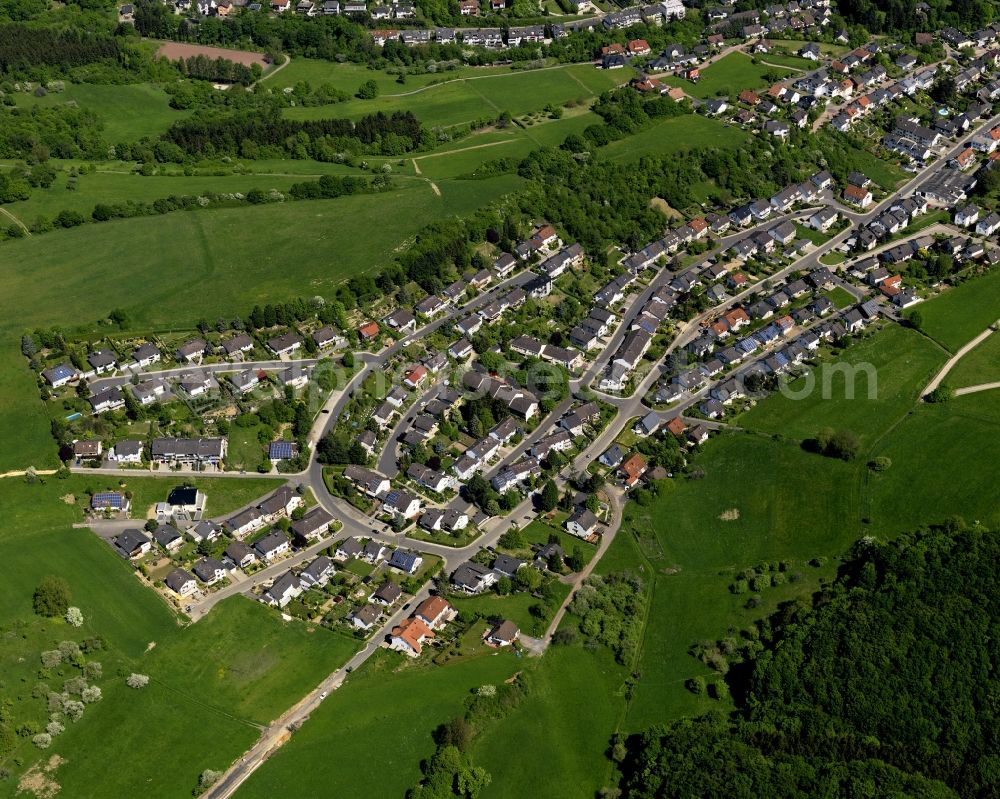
[0,207,30,235]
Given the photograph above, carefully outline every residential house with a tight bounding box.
[263,570,302,607]
[254,531,290,562]
[565,507,599,539]
[369,580,402,606]
[486,619,519,647]
[452,561,497,594]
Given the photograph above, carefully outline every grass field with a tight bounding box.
[824,286,857,309]
[236,649,522,799]
[737,325,946,446]
[450,582,572,636]
[753,53,816,70]
[11,83,189,142]
[866,389,1000,533]
[472,644,628,799]
[0,175,519,471]
[0,476,359,797]
[918,267,1000,352]
[663,52,795,100]
[285,64,627,129]
[601,114,748,162]
[947,329,1000,387]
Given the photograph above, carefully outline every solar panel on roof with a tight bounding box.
[269,442,294,459]
[92,492,124,508]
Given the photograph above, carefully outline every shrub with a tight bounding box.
[33,576,70,617]
[40,650,63,669]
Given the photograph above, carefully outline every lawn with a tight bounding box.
[285,64,626,129]
[0,476,356,798]
[737,325,946,446]
[143,596,360,725]
[947,329,1000,387]
[235,648,522,799]
[104,474,284,518]
[823,286,857,309]
[601,113,748,162]
[753,52,816,70]
[662,52,795,100]
[0,175,519,472]
[918,267,1000,352]
[450,582,572,636]
[11,82,190,142]
[227,421,269,472]
[794,221,832,246]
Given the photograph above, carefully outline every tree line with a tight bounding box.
[173,54,258,86]
[160,107,426,159]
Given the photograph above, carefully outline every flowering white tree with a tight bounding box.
[81,686,102,703]
[126,673,149,689]
[32,733,52,749]
[65,606,84,627]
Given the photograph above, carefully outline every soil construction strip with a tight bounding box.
[155,41,268,69]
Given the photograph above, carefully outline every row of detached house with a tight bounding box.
[361,0,684,48]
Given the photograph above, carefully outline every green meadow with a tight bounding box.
[737,324,947,445]
[236,649,523,799]
[285,63,627,128]
[947,330,1000,387]
[601,113,749,162]
[919,267,1000,352]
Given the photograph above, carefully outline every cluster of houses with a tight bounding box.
[41,322,341,427]
[656,292,885,421]
[107,485,321,602]
[191,0,684,48]
[706,0,833,38]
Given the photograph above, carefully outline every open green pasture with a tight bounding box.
[737,325,947,445]
[601,113,748,162]
[284,63,626,128]
[235,648,521,799]
[918,267,1000,352]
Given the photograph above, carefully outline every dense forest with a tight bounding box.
[619,524,1000,798]
[0,24,120,73]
